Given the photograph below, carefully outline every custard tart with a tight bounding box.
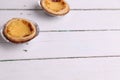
[40,0,70,16]
[3,18,38,43]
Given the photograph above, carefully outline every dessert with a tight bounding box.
[3,18,38,43]
[40,0,70,16]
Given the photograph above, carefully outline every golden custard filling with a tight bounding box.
[6,20,32,38]
[45,0,66,12]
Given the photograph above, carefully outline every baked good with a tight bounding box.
[3,18,38,43]
[40,0,70,16]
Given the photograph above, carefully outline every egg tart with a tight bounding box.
[3,18,38,43]
[40,0,70,16]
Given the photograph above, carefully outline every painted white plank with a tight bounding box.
[0,0,120,9]
[0,58,120,80]
[0,31,120,59]
[1,10,120,30]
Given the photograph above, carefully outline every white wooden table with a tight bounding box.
[0,0,120,80]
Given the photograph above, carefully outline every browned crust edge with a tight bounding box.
[40,0,70,16]
[3,18,37,43]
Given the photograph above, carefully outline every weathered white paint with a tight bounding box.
[0,0,119,58]
[0,0,120,9]
[0,58,120,80]
[0,0,120,80]
[1,11,120,30]
[0,31,120,59]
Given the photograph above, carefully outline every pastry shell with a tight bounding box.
[1,18,39,43]
[40,0,70,16]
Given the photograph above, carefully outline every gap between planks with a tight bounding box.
[0,29,120,43]
[1,8,120,11]
[1,55,120,62]
[39,29,120,32]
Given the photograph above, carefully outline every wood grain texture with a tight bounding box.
[0,0,120,80]
[0,58,120,80]
[0,0,120,9]
[0,31,120,60]
[1,10,120,30]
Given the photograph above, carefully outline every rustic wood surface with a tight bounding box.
[0,0,120,80]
